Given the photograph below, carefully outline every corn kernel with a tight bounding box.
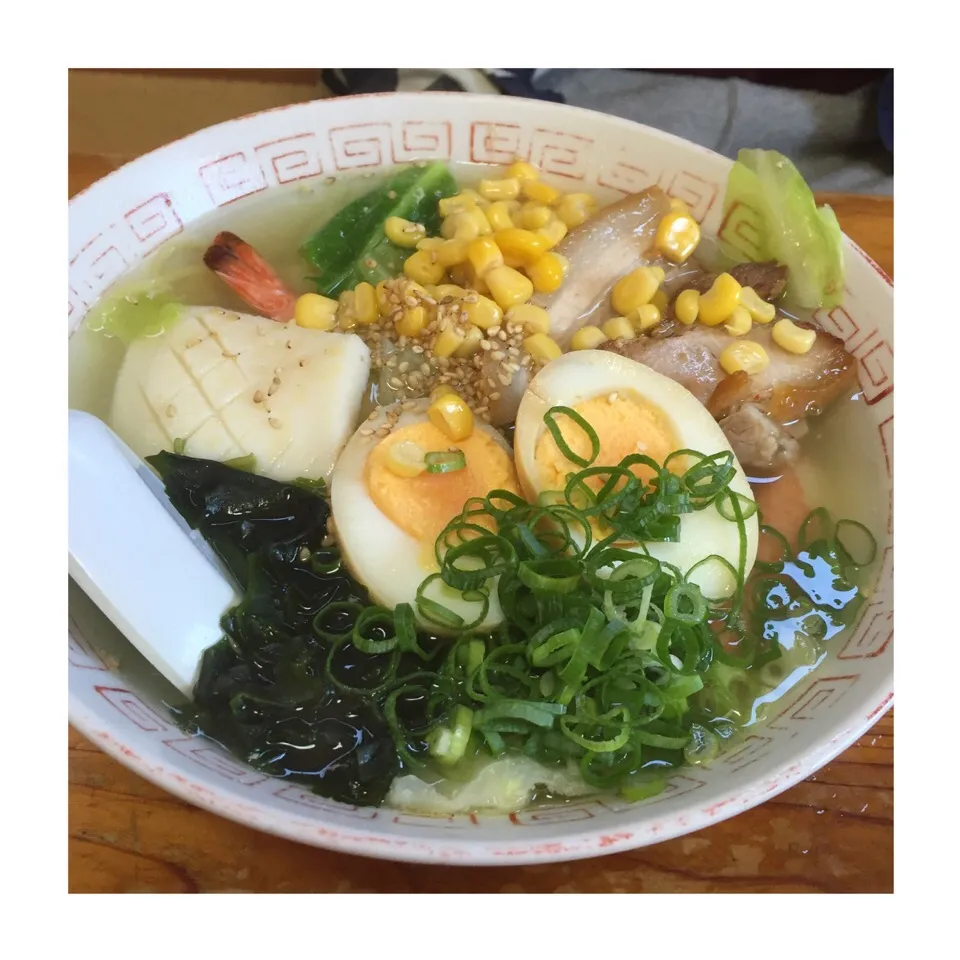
[526,252,566,294]
[385,216,426,248]
[440,213,467,241]
[469,206,493,235]
[416,236,445,252]
[485,265,534,310]
[506,304,551,335]
[570,326,609,351]
[439,193,477,217]
[493,228,550,265]
[519,202,553,230]
[719,340,770,376]
[375,280,393,317]
[396,304,427,338]
[467,236,504,276]
[432,238,469,269]
[352,282,379,324]
[669,197,689,213]
[294,292,338,330]
[651,288,669,314]
[479,177,521,201]
[428,392,474,442]
[537,216,568,249]
[522,180,562,205]
[506,160,539,181]
[523,332,563,364]
[485,201,515,232]
[430,383,458,402]
[674,288,700,325]
[404,250,445,286]
[454,325,483,358]
[337,289,357,330]
[433,283,469,301]
[462,294,503,330]
[556,192,597,229]
[772,318,817,355]
[698,273,742,326]
[612,266,661,316]
[603,316,636,341]
[433,326,466,358]
[740,286,777,324]
[632,303,661,332]
[724,306,753,337]
[655,210,701,264]
[385,440,427,478]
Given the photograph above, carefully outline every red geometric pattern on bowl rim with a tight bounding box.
[68,94,893,865]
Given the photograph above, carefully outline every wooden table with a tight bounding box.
[68,154,893,893]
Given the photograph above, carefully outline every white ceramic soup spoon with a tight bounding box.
[68,410,239,696]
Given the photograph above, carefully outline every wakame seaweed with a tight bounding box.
[148,452,401,806]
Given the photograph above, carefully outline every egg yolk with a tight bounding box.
[534,392,680,492]
[366,421,520,548]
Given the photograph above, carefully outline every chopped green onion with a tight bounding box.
[425,449,466,473]
[664,583,708,625]
[543,405,601,467]
[835,519,878,568]
[427,705,474,765]
[683,723,719,765]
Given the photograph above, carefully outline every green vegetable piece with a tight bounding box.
[222,453,257,473]
[722,148,845,309]
[300,162,457,297]
[86,286,183,344]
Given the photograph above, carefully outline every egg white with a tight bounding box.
[330,399,511,633]
[514,350,759,598]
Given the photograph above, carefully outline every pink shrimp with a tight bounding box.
[203,231,298,322]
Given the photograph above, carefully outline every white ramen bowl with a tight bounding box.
[68,92,894,865]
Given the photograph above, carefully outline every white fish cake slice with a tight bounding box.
[109,306,371,482]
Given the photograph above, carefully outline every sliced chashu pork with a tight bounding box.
[110,306,371,482]
[602,322,856,473]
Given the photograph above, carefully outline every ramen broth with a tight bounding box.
[68,163,886,809]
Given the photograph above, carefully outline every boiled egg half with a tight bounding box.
[331,399,521,632]
[514,350,759,598]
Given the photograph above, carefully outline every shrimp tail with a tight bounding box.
[203,231,298,322]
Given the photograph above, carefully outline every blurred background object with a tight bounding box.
[70,68,892,194]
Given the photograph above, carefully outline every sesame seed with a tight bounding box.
[368,411,379,421]
[185,338,202,348]
[165,404,177,418]
[608,392,619,403]
[299,546,311,561]
[389,378,403,389]
[286,341,292,349]
[420,362,431,375]
[480,339,492,350]
[360,427,374,436]
[498,330,508,341]
[253,390,264,403]
[267,382,279,396]
[299,358,306,367]
[490,391,502,401]
[412,344,424,354]
[399,361,410,373]
[387,190,397,199]
[491,350,505,361]
[498,373,512,386]
[402,399,417,410]
[486,377,497,388]
[376,426,390,437]
[269,417,282,429]
[488,326,501,336]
